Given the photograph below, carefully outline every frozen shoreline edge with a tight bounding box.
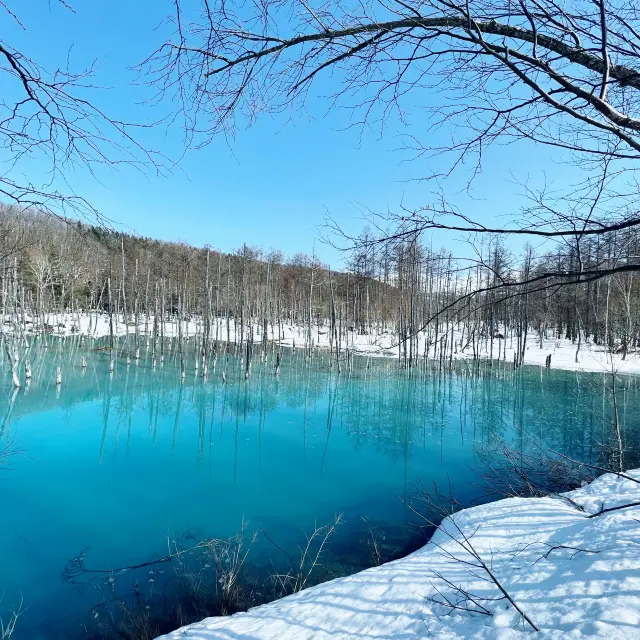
[156,469,640,639]
[4,312,639,376]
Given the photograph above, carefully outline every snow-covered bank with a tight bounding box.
[4,312,639,375]
[157,471,640,639]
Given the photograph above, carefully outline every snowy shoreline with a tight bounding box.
[157,470,640,639]
[3,312,639,376]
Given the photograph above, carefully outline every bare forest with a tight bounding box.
[0,205,638,370]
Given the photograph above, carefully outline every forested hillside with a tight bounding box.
[1,204,638,365]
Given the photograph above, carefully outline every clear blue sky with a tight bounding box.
[2,1,580,267]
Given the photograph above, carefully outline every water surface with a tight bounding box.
[1,336,639,638]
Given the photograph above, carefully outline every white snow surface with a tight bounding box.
[157,470,640,639]
[6,312,640,375]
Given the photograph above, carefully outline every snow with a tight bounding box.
[4,312,639,375]
[157,470,640,639]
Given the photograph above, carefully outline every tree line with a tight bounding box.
[0,205,638,368]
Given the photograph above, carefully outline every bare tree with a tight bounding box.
[1,1,160,222]
[143,0,640,305]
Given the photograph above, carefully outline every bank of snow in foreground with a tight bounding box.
[157,470,640,639]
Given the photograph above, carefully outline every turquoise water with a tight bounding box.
[1,336,639,638]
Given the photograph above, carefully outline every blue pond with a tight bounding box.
[1,336,639,638]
